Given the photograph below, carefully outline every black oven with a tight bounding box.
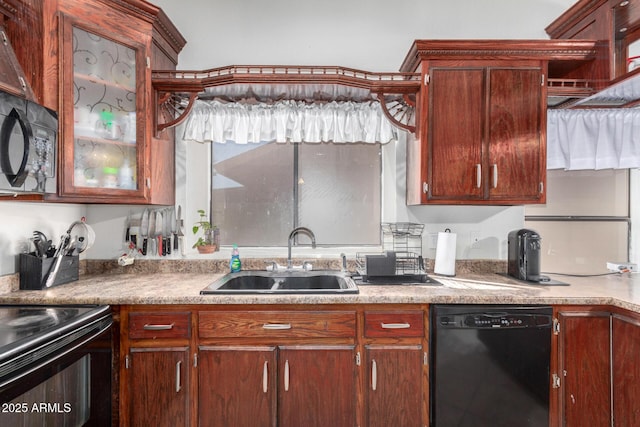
[0,305,113,426]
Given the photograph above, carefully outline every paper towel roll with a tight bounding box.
[434,231,457,276]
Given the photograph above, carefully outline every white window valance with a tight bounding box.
[547,109,640,170]
[182,99,397,144]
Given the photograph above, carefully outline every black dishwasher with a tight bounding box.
[431,305,552,427]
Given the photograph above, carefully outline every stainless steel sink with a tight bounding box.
[200,270,359,294]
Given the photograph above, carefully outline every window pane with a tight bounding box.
[211,141,382,246]
[211,142,294,246]
[298,142,381,245]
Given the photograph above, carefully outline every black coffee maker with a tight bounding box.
[507,229,547,282]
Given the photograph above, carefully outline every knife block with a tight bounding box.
[19,253,79,290]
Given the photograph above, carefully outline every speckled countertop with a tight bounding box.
[1,258,639,312]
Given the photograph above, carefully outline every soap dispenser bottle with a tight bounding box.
[230,244,241,272]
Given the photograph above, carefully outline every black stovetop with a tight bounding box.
[0,305,111,364]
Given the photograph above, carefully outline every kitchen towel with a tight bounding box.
[434,230,456,276]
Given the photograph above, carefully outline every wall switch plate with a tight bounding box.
[606,262,637,272]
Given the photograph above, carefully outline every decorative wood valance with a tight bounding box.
[152,65,421,135]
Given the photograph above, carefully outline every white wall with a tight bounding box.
[0,0,580,274]
[0,202,86,276]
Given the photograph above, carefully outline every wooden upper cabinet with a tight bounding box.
[399,40,570,205]
[5,0,184,204]
[58,13,149,202]
[487,67,544,201]
[428,67,484,202]
[412,61,545,204]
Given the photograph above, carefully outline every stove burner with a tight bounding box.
[7,313,57,329]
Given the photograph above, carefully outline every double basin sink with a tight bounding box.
[200,270,359,295]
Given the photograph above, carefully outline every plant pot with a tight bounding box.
[196,244,217,254]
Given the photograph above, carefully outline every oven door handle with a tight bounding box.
[0,107,33,187]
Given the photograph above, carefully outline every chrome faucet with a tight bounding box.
[287,227,316,269]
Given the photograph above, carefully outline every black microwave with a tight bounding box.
[0,90,57,195]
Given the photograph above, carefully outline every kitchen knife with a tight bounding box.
[125,211,131,243]
[169,207,176,254]
[147,209,156,257]
[163,208,171,256]
[156,210,164,256]
[140,208,149,256]
[175,205,183,253]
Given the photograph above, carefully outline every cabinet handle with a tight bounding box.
[143,323,175,331]
[263,361,269,393]
[175,360,182,393]
[475,164,482,188]
[262,323,292,330]
[371,359,378,391]
[492,164,498,188]
[380,322,411,329]
[284,360,290,391]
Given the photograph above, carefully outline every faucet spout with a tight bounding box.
[287,227,316,269]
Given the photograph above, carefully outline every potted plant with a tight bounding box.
[192,209,217,254]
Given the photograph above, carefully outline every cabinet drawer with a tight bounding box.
[129,312,191,339]
[199,311,356,339]
[364,311,424,337]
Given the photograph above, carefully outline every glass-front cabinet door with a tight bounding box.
[60,15,147,201]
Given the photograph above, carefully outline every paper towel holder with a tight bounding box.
[434,228,457,277]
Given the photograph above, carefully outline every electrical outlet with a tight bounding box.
[470,231,481,249]
[428,233,438,249]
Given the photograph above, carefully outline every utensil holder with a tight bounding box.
[19,253,79,290]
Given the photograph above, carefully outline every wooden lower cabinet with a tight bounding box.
[278,346,357,427]
[557,310,611,427]
[121,305,429,426]
[612,314,640,427]
[198,346,277,427]
[364,346,424,427]
[127,347,190,427]
[198,345,357,427]
[197,309,358,427]
[121,308,193,427]
[555,307,640,427]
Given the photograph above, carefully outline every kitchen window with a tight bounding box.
[210,141,382,246]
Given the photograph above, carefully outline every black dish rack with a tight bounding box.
[356,222,428,283]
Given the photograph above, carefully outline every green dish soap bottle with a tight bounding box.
[230,244,241,272]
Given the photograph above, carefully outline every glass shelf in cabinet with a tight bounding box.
[74,133,136,147]
[73,72,135,93]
